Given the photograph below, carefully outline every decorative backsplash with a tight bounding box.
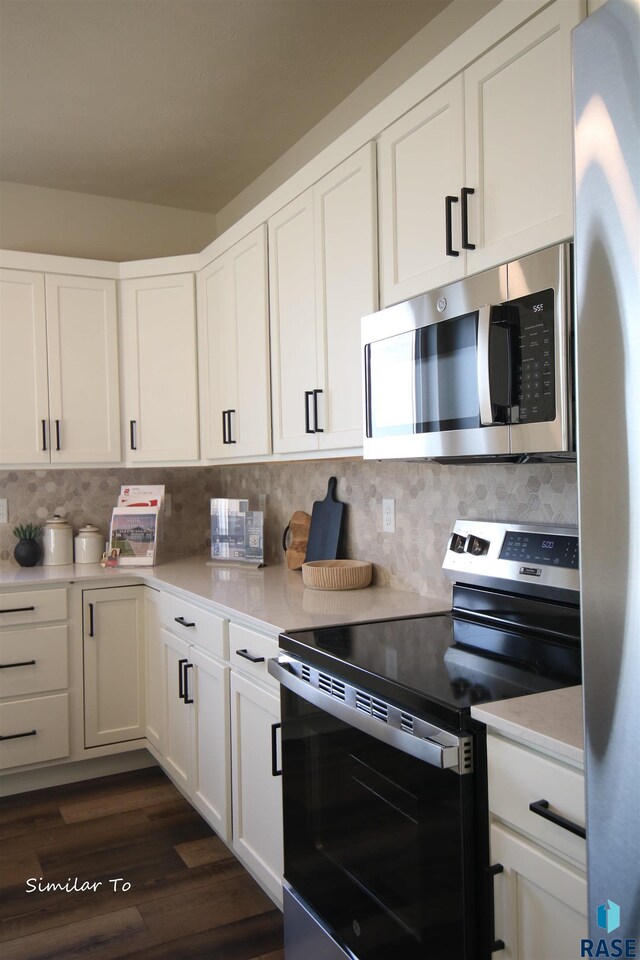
[1,459,578,601]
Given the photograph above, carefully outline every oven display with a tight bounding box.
[499,531,579,568]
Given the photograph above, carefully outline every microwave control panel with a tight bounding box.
[512,289,556,423]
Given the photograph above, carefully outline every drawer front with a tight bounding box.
[229,623,278,689]
[0,693,69,769]
[0,588,67,626]
[487,734,586,867]
[0,625,68,697]
[158,591,228,660]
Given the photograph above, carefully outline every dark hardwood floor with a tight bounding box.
[0,766,284,960]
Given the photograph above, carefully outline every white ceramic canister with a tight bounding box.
[74,524,104,564]
[42,515,74,565]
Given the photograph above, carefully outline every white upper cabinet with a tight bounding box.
[269,143,378,454]
[0,269,120,465]
[121,273,199,463]
[378,0,582,306]
[378,77,466,305]
[198,225,271,459]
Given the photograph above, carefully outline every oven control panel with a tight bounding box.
[443,519,579,601]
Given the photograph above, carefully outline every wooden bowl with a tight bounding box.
[301,559,372,591]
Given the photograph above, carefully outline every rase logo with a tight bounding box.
[581,901,637,958]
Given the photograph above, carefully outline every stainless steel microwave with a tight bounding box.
[362,243,574,461]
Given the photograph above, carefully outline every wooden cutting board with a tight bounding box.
[282,511,311,570]
[305,477,346,563]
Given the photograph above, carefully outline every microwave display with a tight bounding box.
[511,289,556,423]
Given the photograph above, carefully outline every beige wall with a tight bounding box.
[215,0,500,234]
[0,181,217,262]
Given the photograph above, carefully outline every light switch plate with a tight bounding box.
[0,498,8,525]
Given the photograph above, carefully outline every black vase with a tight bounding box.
[14,539,42,567]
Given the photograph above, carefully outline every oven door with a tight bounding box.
[362,263,511,461]
[276,667,479,960]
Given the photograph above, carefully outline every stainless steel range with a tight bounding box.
[269,520,581,960]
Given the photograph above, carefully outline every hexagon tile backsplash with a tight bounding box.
[0,459,577,601]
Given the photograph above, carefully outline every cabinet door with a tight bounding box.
[197,253,237,459]
[160,626,192,792]
[83,586,146,748]
[491,822,588,960]
[0,268,49,464]
[464,1,582,274]
[230,670,283,906]
[314,143,377,450]
[268,189,318,454]
[144,587,164,755]
[121,273,199,463]
[190,645,230,841]
[45,275,121,463]
[378,76,466,306]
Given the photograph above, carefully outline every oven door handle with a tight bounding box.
[268,656,471,775]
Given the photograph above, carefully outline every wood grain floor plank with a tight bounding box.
[138,872,275,943]
[60,783,181,824]
[174,835,232,868]
[0,809,149,859]
[1,906,152,960]
[116,909,284,960]
[0,850,42,890]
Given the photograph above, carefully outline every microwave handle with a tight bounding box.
[477,305,496,425]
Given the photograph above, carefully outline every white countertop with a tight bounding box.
[471,684,584,766]
[0,556,446,634]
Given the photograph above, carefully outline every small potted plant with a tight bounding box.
[12,522,43,567]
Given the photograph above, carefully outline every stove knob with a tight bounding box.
[466,535,489,556]
[449,533,467,554]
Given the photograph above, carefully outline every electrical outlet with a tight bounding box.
[382,498,395,533]
[0,498,7,525]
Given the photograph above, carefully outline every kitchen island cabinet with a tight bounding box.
[378,0,582,306]
[0,269,120,465]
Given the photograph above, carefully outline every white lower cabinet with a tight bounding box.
[230,668,283,906]
[487,733,587,960]
[159,622,231,842]
[83,586,146,748]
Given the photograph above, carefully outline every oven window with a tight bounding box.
[282,690,475,960]
[367,312,480,437]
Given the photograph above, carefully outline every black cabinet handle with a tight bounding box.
[236,648,265,663]
[445,195,460,257]
[222,409,228,444]
[461,187,475,250]
[487,863,505,953]
[0,729,37,741]
[271,721,282,777]
[529,799,586,839]
[0,606,36,615]
[0,659,36,669]
[42,419,47,451]
[313,389,323,433]
[178,657,188,701]
[88,603,94,637]
[129,420,137,450]
[304,390,315,434]
[55,419,61,451]
[174,616,196,628]
[227,409,236,443]
[183,662,194,704]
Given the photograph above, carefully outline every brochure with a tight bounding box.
[109,506,159,566]
[210,499,264,565]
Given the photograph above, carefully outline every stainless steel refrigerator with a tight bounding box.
[573,0,640,941]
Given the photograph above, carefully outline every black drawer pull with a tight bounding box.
[236,648,265,663]
[0,606,36,615]
[0,660,37,669]
[271,721,282,777]
[183,662,194,704]
[174,616,196,628]
[487,863,505,953]
[0,729,37,741]
[529,799,586,839]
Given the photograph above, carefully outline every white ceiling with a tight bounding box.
[0,0,452,214]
